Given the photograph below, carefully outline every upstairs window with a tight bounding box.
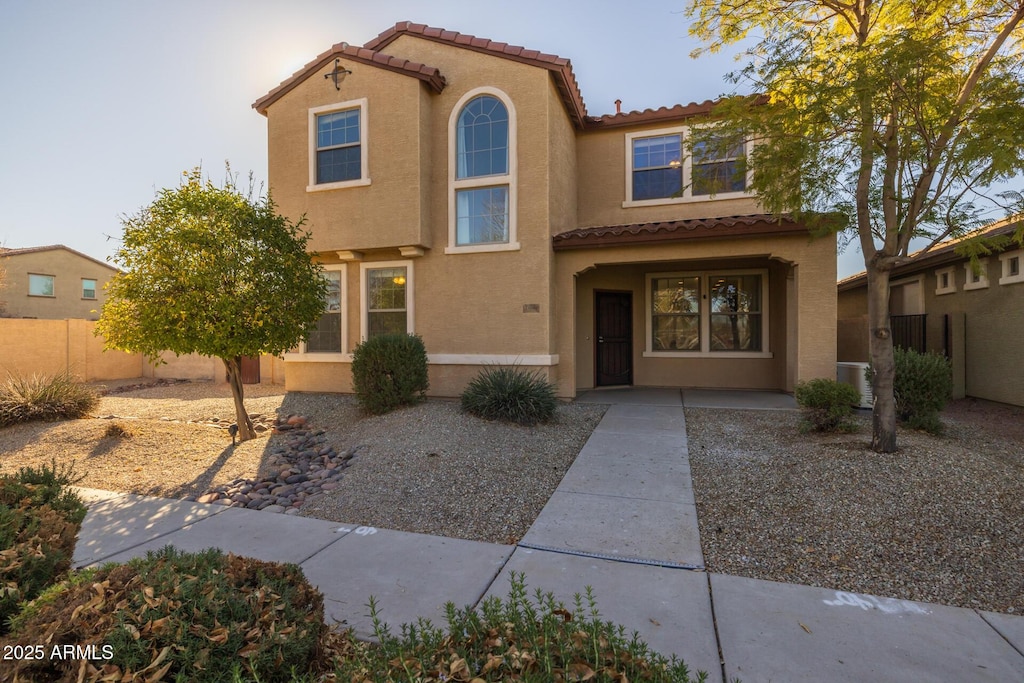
[692,135,747,196]
[625,127,749,206]
[999,250,1024,285]
[82,278,97,299]
[448,89,519,253]
[308,99,369,191]
[632,134,682,201]
[29,274,54,297]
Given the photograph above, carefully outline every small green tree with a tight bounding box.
[97,167,327,441]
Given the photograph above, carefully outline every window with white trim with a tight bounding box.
[962,259,989,290]
[82,278,97,299]
[361,261,413,340]
[447,88,518,253]
[308,99,369,191]
[935,267,956,295]
[646,270,768,356]
[28,274,54,297]
[999,250,1024,285]
[304,266,345,353]
[625,127,748,206]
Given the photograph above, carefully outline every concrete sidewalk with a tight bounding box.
[73,388,1024,682]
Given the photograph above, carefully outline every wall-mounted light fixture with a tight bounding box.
[325,57,352,90]
[392,275,407,286]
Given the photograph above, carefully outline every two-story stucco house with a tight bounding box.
[0,245,117,320]
[253,22,837,398]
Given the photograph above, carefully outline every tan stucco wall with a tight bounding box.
[575,124,763,228]
[2,249,117,320]
[556,233,837,396]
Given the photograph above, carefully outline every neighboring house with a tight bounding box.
[252,21,837,398]
[837,218,1024,407]
[0,245,117,320]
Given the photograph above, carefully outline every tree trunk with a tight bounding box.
[223,356,255,442]
[866,265,898,452]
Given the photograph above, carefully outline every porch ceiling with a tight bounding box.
[552,214,808,251]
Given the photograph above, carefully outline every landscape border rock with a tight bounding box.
[184,414,363,514]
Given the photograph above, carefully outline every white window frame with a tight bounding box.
[999,249,1024,285]
[360,260,414,341]
[935,266,957,295]
[446,87,519,254]
[28,273,55,297]
[643,269,771,359]
[307,98,370,192]
[81,278,97,299]
[623,125,751,208]
[286,263,348,362]
[962,259,989,290]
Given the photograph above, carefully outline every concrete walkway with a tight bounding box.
[73,388,1024,682]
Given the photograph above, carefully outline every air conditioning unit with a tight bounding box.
[836,362,873,409]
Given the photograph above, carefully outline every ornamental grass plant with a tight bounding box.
[461,365,558,425]
[0,371,98,427]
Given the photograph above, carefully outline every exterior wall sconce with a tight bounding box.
[325,57,352,90]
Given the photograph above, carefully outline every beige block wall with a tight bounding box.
[575,125,763,228]
[0,319,141,380]
[555,233,837,396]
[2,250,117,320]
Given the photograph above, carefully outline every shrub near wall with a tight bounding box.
[350,334,429,414]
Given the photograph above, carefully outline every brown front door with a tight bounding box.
[240,356,261,384]
[595,291,632,386]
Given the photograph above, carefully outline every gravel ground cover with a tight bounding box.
[686,401,1024,615]
[0,381,605,545]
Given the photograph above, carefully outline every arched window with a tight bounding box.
[457,96,508,179]
[448,89,518,252]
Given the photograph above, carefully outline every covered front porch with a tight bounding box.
[551,215,837,398]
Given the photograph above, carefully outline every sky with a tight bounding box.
[0,0,865,278]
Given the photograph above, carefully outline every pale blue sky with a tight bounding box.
[0,0,865,277]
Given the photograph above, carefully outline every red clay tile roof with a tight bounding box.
[363,21,589,128]
[0,244,119,271]
[253,41,446,115]
[552,214,808,250]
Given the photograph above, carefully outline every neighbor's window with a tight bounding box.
[305,270,342,352]
[692,135,747,196]
[632,134,683,201]
[935,266,956,295]
[999,250,1024,285]
[82,278,97,299]
[29,274,54,297]
[647,271,767,355]
[963,260,989,290]
[454,94,511,246]
[308,99,368,190]
[365,266,408,339]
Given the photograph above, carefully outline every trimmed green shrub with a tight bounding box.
[892,347,953,434]
[350,333,429,414]
[0,462,86,635]
[461,365,558,425]
[0,371,98,427]
[4,547,327,683]
[333,572,705,682]
[795,378,861,432]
